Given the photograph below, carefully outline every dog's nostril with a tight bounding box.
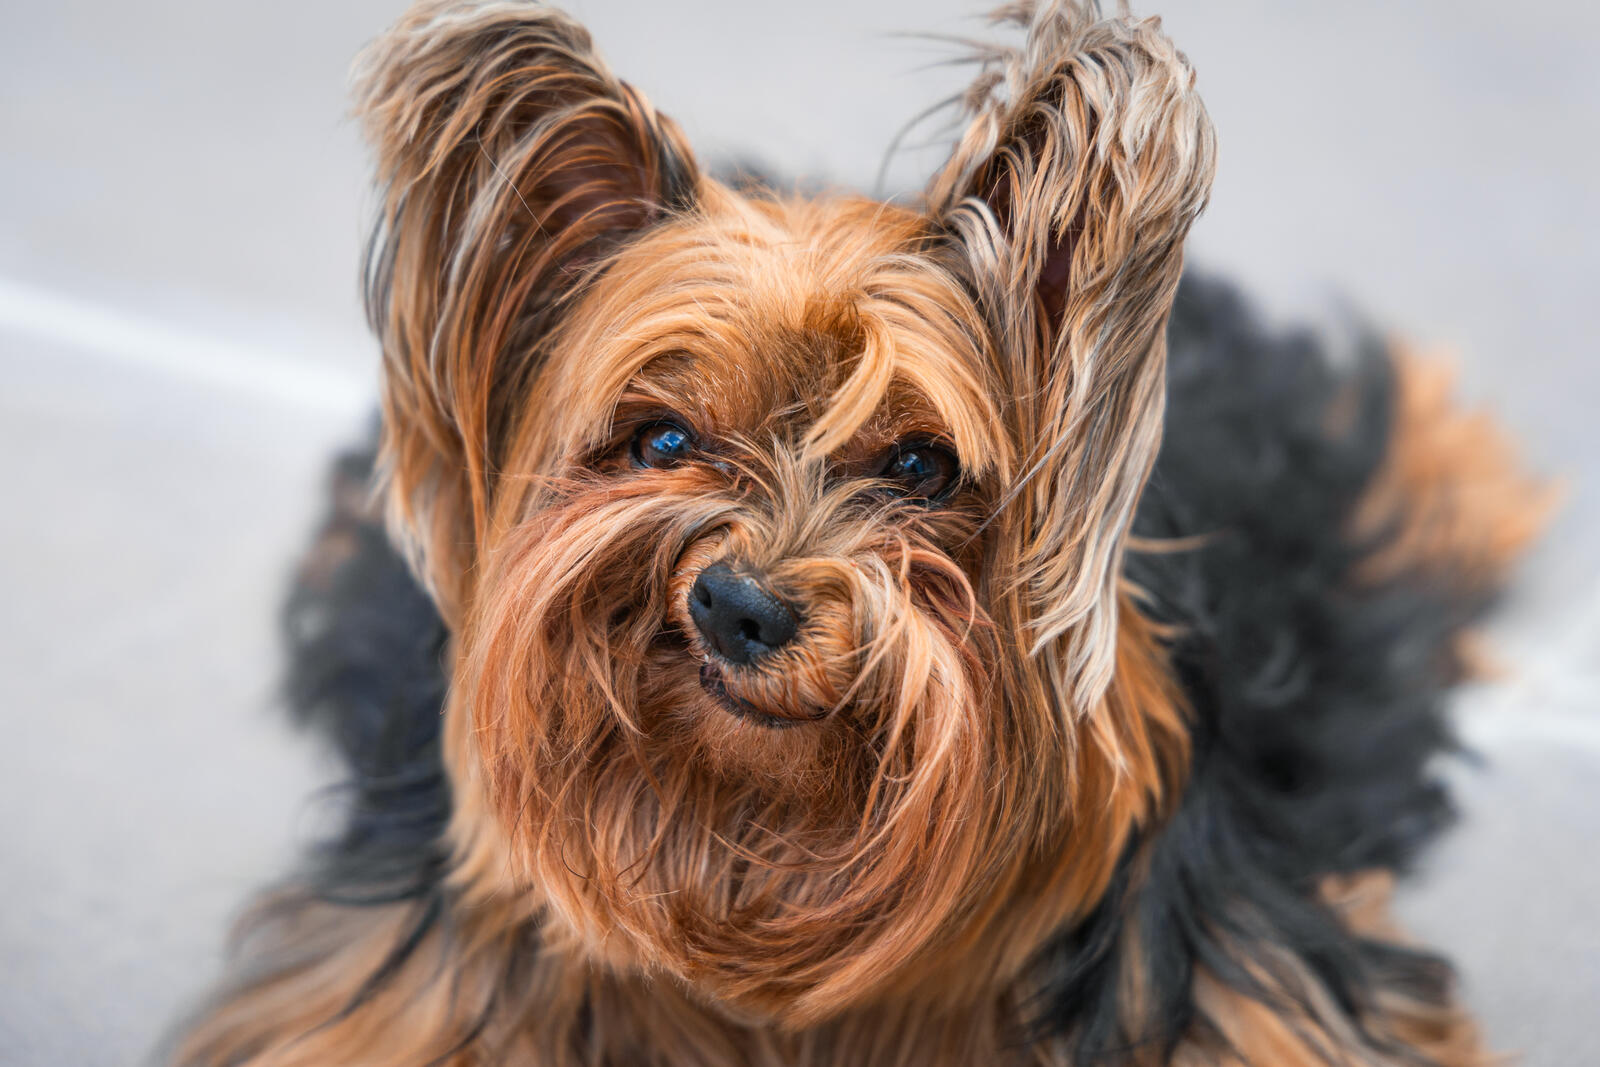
[688,561,800,666]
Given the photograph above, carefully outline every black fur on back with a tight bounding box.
[281,447,452,907]
[1030,275,1495,1062]
[275,275,1495,1061]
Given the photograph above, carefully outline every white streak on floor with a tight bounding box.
[0,277,372,418]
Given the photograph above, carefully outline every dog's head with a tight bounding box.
[357,0,1211,1025]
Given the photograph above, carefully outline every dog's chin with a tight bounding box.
[657,659,848,790]
[698,663,815,729]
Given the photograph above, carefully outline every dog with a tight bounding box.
[171,1,1548,1063]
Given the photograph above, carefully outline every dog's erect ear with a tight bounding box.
[356,0,698,615]
[927,2,1215,710]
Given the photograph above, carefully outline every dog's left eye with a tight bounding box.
[632,420,696,468]
[879,441,959,502]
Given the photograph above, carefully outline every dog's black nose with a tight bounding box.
[689,561,798,665]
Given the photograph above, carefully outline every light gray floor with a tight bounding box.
[2,2,1595,1064]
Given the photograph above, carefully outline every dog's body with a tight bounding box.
[174,3,1544,1064]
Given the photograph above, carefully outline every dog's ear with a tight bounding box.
[926,2,1215,709]
[356,0,698,616]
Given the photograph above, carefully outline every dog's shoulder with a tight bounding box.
[1027,272,1531,1062]
[1139,271,1538,880]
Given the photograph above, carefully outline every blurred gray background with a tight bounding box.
[2,1,1596,1063]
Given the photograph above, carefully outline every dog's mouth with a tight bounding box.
[699,663,823,730]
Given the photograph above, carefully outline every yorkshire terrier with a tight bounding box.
[173,1,1548,1064]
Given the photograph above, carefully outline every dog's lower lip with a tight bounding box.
[698,664,811,729]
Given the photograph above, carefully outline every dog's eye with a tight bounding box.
[879,441,959,502]
[632,420,695,469]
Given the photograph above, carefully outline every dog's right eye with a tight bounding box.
[632,421,695,469]
[877,440,960,504]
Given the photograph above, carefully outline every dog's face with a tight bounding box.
[358,0,1212,1026]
